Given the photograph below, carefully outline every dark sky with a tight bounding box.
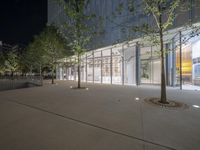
[0,0,47,45]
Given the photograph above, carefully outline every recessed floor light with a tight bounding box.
[70,86,73,88]
[135,97,140,101]
[86,88,89,90]
[193,105,200,108]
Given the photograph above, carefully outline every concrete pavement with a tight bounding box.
[0,80,200,150]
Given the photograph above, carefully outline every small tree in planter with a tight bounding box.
[112,0,189,104]
[134,0,200,104]
[56,0,103,88]
[141,0,182,104]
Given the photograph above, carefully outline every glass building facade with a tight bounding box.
[56,28,200,90]
[49,0,200,90]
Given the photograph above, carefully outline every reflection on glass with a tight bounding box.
[102,49,111,83]
[141,60,151,83]
[81,55,87,82]
[176,44,192,85]
[87,53,93,82]
[94,51,101,83]
[192,39,200,86]
[124,47,136,85]
[140,46,161,84]
[112,48,122,84]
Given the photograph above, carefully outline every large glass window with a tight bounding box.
[140,46,161,84]
[175,33,200,90]
[102,49,111,83]
[176,44,192,85]
[94,51,101,83]
[192,39,200,86]
[124,46,136,85]
[151,46,161,84]
[68,57,76,80]
[87,52,93,82]
[81,55,87,82]
[140,46,151,84]
[112,47,122,84]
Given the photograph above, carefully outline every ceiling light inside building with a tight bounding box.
[193,105,200,108]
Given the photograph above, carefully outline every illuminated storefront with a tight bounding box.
[56,28,200,90]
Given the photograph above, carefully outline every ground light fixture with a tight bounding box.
[70,86,73,89]
[86,88,89,90]
[192,105,200,108]
[135,97,140,101]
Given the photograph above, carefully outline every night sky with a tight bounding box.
[0,0,47,45]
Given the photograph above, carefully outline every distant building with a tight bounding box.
[48,0,200,90]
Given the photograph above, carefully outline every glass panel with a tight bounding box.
[124,46,136,85]
[140,46,161,84]
[175,33,200,90]
[81,55,87,82]
[68,57,75,80]
[87,52,93,82]
[68,66,75,80]
[151,46,161,84]
[112,48,122,84]
[140,46,151,84]
[102,49,111,83]
[192,38,200,86]
[176,43,192,85]
[94,51,101,83]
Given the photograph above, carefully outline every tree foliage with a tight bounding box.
[0,49,5,74]
[38,25,68,83]
[4,49,20,75]
[56,0,101,88]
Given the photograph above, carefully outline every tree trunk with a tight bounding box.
[30,66,33,79]
[77,53,81,88]
[11,71,14,80]
[51,65,54,84]
[39,64,43,86]
[159,29,168,104]
[158,4,168,104]
[39,65,42,79]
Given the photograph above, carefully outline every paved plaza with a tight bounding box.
[0,80,200,150]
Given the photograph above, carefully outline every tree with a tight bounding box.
[56,0,101,88]
[4,49,20,77]
[39,25,67,84]
[111,0,188,104]
[142,0,182,103]
[25,35,47,78]
[136,0,200,103]
[0,49,5,75]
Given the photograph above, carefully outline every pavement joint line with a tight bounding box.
[6,99,176,150]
